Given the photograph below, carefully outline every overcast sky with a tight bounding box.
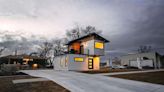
[0,0,164,57]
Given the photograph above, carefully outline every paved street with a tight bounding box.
[21,70,164,92]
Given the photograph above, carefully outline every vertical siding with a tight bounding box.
[53,54,100,71]
[81,39,105,56]
[94,40,105,56]
[53,55,68,70]
[81,40,95,55]
[67,54,100,71]
[68,54,88,71]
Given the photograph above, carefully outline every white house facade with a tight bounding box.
[121,52,163,69]
[53,33,109,71]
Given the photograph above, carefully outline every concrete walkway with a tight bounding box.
[13,78,49,84]
[21,70,164,92]
[96,69,164,76]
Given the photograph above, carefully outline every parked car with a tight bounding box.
[111,65,126,69]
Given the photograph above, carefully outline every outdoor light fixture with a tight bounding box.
[33,64,38,68]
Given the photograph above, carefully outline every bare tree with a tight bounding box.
[66,25,102,40]
[53,39,66,57]
[39,41,53,58]
[53,39,65,64]
[81,25,102,35]
[112,57,121,65]
[37,39,67,66]
[66,27,80,40]
[37,41,53,66]
[0,47,5,56]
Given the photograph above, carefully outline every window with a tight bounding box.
[95,42,104,49]
[74,57,84,62]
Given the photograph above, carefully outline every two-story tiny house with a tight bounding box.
[53,33,109,71]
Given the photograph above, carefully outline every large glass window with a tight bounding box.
[95,42,104,49]
[74,57,84,62]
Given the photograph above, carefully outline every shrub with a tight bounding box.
[0,64,19,76]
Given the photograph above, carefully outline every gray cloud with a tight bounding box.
[102,0,164,56]
[0,30,47,56]
[0,0,36,17]
[0,0,164,57]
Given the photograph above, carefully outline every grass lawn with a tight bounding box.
[110,71,164,85]
[80,67,139,74]
[0,75,70,92]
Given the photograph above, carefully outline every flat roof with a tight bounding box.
[121,52,161,57]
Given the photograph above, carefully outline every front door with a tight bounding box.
[88,58,94,69]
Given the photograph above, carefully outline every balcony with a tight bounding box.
[68,49,84,54]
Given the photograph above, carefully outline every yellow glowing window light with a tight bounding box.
[95,42,104,49]
[74,57,84,62]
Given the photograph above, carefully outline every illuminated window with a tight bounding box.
[88,58,93,69]
[95,42,104,49]
[89,66,92,68]
[74,57,84,62]
[89,63,92,65]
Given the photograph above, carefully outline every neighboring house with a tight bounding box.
[0,54,47,68]
[111,57,121,66]
[121,52,163,69]
[53,33,109,71]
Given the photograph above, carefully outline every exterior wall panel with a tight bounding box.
[68,54,88,71]
[53,54,100,71]
[94,40,105,56]
[81,40,95,55]
[53,55,68,71]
